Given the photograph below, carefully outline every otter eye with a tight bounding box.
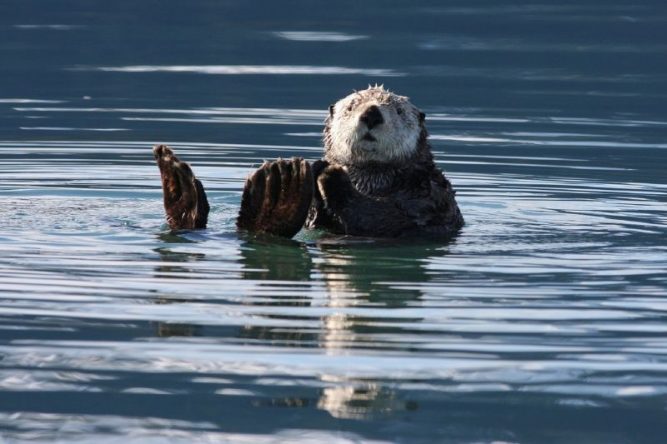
[347,104,353,112]
[397,108,403,115]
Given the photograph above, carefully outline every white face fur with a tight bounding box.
[325,86,423,165]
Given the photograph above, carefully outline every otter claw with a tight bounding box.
[237,158,313,238]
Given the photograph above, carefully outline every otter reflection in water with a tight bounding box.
[153,86,463,239]
[153,233,446,418]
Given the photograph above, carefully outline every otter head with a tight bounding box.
[323,85,426,166]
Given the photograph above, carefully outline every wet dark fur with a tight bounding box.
[155,99,463,238]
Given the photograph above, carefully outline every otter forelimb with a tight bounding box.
[154,146,313,238]
[236,158,313,238]
[153,145,210,230]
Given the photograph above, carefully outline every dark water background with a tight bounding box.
[1,1,667,443]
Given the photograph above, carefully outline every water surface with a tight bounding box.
[1,1,667,443]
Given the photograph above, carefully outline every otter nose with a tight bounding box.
[359,105,384,129]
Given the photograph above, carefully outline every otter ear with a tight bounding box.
[329,104,335,117]
[419,111,426,123]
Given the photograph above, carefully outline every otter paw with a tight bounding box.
[236,158,313,238]
[317,165,355,211]
[310,159,330,202]
[310,159,330,180]
[153,144,210,230]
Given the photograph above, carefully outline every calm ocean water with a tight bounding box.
[1,1,666,443]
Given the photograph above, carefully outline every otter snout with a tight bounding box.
[359,105,384,129]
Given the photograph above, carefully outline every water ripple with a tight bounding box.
[74,65,404,77]
[273,31,368,42]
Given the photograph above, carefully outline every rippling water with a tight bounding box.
[1,1,667,443]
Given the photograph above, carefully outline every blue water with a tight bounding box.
[1,1,667,443]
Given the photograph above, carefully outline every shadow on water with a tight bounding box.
[239,234,314,282]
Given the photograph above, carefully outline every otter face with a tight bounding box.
[324,86,425,165]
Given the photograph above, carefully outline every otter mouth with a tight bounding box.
[362,132,376,142]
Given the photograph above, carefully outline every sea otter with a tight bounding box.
[153,86,463,238]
